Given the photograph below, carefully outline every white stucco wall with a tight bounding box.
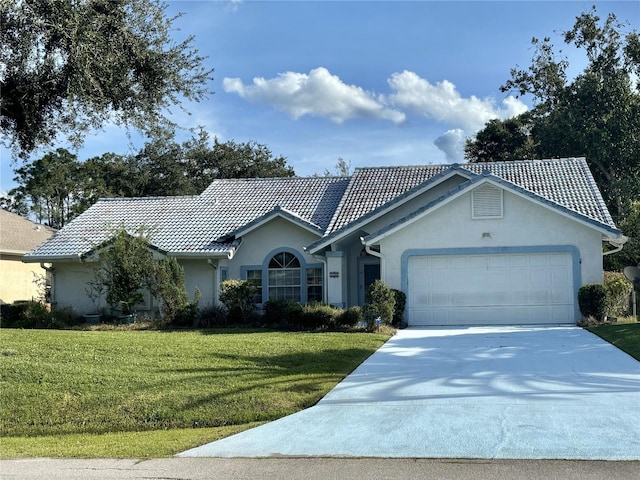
[180,259,216,307]
[51,261,99,314]
[377,189,604,293]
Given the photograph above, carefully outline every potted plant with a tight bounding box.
[118,292,144,324]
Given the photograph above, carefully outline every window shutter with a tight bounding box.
[472,184,503,219]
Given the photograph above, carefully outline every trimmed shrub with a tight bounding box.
[171,302,199,328]
[335,306,363,329]
[603,272,633,318]
[194,304,228,328]
[1,303,23,327]
[391,289,407,326]
[51,306,82,328]
[263,300,302,327]
[301,303,340,330]
[578,284,606,322]
[151,257,191,324]
[363,280,395,330]
[0,302,80,329]
[219,279,257,323]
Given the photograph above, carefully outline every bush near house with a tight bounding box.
[0,302,80,329]
[392,289,407,327]
[263,300,303,327]
[578,275,635,325]
[194,304,228,328]
[262,301,362,331]
[578,284,607,323]
[301,303,342,329]
[335,306,363,329]
[603,271,634,319]
[363,280,396,331]
[219,279,258,323]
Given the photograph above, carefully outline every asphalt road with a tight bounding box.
[2,458,640,480]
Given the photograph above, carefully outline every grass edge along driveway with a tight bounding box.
[0,329,389,458]
[588,322,640,361]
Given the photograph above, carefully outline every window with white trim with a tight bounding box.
[246,269,262,304]
[268,252,301,301]
[306,267,323,302]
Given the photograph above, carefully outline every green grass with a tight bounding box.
[0,329,389,458]
[588,322,640,361]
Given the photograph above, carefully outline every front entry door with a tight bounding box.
[358,260,380,305]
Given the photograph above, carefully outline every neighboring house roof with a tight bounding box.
[0,209,56,255]
[24,157,619,261]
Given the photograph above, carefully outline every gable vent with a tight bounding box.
[472,184,503,219]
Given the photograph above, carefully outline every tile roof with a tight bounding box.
[24,158,617,260]
[200,177,350,237]
[327,157,615,233]
[0,209,56,254]
[25,177,350,259]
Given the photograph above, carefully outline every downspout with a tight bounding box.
[40,263,55,306]
[360,237,385,278]
[207,258,219,306]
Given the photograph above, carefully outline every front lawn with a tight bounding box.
[588,322,640,361]
[0,329,389,458]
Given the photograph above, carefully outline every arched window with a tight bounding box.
[268,252,301,301]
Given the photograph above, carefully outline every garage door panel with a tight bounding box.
[408,252,574,326]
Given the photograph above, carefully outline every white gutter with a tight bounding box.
[227,238,243,260]
[360,236,385,279]
[22,253,82,263]
[602,234,628,256]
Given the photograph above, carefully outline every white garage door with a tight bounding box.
[407,252,575,326]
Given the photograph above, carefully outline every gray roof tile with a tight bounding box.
[327,157,614,233]
[24,158,617,260]
[25,177,350,259]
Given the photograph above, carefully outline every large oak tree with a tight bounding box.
[465,7,640,222]
[0,0,213,156]
[6,133,295,227]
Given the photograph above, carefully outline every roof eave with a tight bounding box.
[1,249,28,256]
[170,251,232,258]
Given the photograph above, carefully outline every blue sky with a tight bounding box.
[1,0,639,194]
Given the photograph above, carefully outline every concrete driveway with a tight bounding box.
[179,326,640,460]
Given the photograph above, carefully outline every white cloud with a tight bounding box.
[223,67,529,163]
[387,70,527,132]
[223,67,406,124]
[225,0,242,12]
[434,129,466,163]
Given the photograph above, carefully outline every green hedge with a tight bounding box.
[578,284,606,322]
[0,302,80,329]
